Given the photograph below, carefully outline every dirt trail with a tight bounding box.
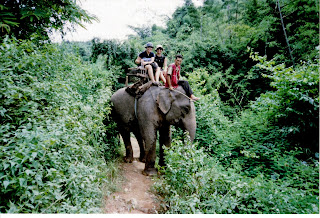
[103,137,160,214]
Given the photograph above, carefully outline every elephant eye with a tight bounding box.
[181,105,190,115]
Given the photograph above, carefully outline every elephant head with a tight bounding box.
[156,87,196,141]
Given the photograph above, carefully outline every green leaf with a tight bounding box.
[19,178,26,187]
[3,180,10,189]
[25,169,33,175]
[3,20,19,26]
[3,163,10,170]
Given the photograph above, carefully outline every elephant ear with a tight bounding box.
[157,89,173,114]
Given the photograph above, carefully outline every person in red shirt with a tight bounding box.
[165,54,199,101]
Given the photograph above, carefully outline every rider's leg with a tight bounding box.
[155,67,161,82]
[178,80,199,101]
[159,70,166,84]
[145,65,155,82]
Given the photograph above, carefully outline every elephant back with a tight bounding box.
[111,87,136,124]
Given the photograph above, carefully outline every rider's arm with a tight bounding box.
[148,57,155,64]
[167,66,174,90]
[163,57,168,72]
[135,56,142,65]
[140,57,154,65]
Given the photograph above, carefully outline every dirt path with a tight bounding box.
[103,137,160,214]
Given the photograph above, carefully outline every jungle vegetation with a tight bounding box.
[1,0,319,214]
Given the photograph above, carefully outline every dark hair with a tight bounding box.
[175,54,183,59]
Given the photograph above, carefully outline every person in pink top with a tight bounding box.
[165,54,199,101]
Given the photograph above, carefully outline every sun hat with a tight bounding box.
[145,42,154,48]
[156,44,163,50]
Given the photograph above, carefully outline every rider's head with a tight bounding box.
[145,42,154,53]
[156,45,163,54]
[175,54,183,66]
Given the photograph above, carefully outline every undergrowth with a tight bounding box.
[0,37,120,213]
[154,136,319,214]
[153,59,319,214]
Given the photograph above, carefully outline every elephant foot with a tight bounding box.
[142,168,158,176]
[124,156,133,163]
[139,156,146,163]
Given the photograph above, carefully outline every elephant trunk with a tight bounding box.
[182,114,196,142]
[185,122,196,142]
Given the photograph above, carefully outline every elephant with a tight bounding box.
[110,85,196,176]
[110,87,146,163]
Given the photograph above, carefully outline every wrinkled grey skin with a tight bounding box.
[110,88,146,163]
[111,86,196,176]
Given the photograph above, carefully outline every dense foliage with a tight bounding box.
[91,0,318,108]
[90,38,142,73]
[0,37,120,213]
[1,0,318,215]
[154,58,319,213]
[86,0,319,214]
[0,0,96,40]
[154,136,318,214]
[99,0,318,214]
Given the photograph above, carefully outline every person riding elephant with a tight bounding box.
[166,54,199,101]
[154,44,167,84]
[111,84,196,176]
[135,42,161,83]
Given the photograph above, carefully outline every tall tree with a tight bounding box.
[243,0,318,63]
[166,0,201,38]
[0,0,97,40]
[127,25,152,39]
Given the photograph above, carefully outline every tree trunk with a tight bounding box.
[277,0,295,67]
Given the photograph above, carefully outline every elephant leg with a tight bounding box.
[159,125,171,167]
[142,128,158,176]
[133,130,145,163]
[119,128,133,163]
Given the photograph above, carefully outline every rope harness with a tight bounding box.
[171,89,193,101]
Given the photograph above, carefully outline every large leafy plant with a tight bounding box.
[154,137,319,214]
[251,53,319,153]
[0,37,119,213]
